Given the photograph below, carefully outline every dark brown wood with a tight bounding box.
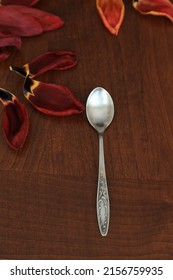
[0,0,173,259]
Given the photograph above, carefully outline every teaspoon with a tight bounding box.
[86,87,114,236]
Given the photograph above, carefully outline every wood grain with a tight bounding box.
[0,0,173,259]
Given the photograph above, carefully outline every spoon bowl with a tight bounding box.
[86,87,114,236]
[86,87,114,134]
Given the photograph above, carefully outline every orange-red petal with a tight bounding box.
[133,0,173,22]
[96,0,125,35]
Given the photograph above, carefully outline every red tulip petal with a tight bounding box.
[133,0,173,22]
[0,33,21,62]
[1,0,40,6]
[96,0,125,35]
[10,51,78,78]
[0,88,29,150]
[9,5,64,32]
[23,76,85,116]
[0,32,21,49]
[0,6,43,36]
[0,5,64,37]
[0,47,11,61]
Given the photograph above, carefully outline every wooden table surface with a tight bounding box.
[0,0,173,260]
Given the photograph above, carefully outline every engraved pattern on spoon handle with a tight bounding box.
[97,134,110,236]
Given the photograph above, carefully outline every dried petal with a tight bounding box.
[0,32,21,61]
[96,0,125,35]
[10,51,78,78]
[0,47,11,61]
[133,0,173,22]
[0,88,29,150]
[23,76,85,116]
[0,5,64,37]
[11,5,64,32]
[0,6,42,36]
[0,32,21,49]
[1,0,40,6]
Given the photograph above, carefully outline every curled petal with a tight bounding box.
[0,88,29,150]
[10,51,78,78]
[96,0,125,35]
[0,0,40,6]
[0,32,21,49]
[0,32,21,61]
[0,47,11,61]
[23,76,85,116]
[0,5,64,37]
[133,0,173,22]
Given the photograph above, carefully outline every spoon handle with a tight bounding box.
[97,134,110,236]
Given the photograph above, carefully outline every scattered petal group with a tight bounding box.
[10,51,84,117]
[97,0,173,35]
[0,1,64,61]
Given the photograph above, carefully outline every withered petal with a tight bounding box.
[0,32,21,49]
[0,88,29,150]
[0,5,43,36]
[10,5,64,32]
[23,76,85,116]
[0,47,11,61]
[10,51,78,78]
[0,29,21,62]
[133,0,173,22]
[96,0,125,35]
[0,5,64,37]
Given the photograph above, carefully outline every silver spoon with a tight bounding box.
[86,87,114,236]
